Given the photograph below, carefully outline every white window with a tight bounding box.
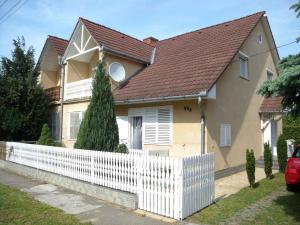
[220,123,231,147]
[68,111,84,140]
[239,52,249,79]
[267,70,273,81]
[257,34,263,44]
[128,106,173,145]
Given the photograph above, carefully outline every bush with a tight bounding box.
[246,149,256,188]
[37,124,55,146]
[263,142,273,179]
[115,144,128,154]
[277,134,287,172]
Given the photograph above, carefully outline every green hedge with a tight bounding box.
[282,125,300,144]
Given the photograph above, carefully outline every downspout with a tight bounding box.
[198,92,207,155]
[58,56,65,142]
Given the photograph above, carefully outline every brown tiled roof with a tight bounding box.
[48,35,69,56]
[114,12,265,102]
[260,97,283,113]
[80,18,154,63]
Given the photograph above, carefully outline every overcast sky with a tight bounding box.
[0,0,299,61]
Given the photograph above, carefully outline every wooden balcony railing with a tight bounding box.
[45,86,60,102]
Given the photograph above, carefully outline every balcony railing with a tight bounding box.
[45,86,60,102]
[64,78,92,101]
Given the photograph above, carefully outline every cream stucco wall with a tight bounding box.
[61,100,202,154]
[40,69,60,89]
[204,21,282,171]
[62,101,90,147]
[116,100,201,157]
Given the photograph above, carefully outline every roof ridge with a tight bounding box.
[159,11,265,43]
[79,17,154,48]
[47,35,69,42]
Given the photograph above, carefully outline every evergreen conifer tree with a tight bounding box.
[37,124,55,146]
[74,60,119,151]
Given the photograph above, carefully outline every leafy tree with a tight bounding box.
[246,149,256,188]
[0,37,50,141]
[290,0,300,18]
[257,53,300,116]
[74,60,119,151]
[37,124,55,146]
[263,142,273,179]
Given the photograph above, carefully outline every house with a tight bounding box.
[38,11,282,171]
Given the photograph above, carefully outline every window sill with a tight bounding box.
[240,76,250,81]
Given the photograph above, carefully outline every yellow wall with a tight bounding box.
[116,100,201,157]
[62,101,90,147]
[40,69,60,89]
[66,60,89,83]
[62,100,201,154]
[204,21,282,171]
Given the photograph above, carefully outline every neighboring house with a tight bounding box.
[38,11,282,171]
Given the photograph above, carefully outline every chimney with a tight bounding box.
[143,37,158,46]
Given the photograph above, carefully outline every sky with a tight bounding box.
[0,0,299,61]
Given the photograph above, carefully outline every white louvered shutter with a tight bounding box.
[157,108,172,144]
[144,108,157,144]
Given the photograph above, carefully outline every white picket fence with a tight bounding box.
[0,142,214,220]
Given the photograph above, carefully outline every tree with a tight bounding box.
[0,37,50,141]
[246,149,256,188]
[263,142,273,179]
[257,53,300,116]
[290,0,300,18]
[277,134,288,172]
[37,124,55,146]
[74,60,119,151]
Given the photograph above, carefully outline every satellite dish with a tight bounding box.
[109,62,126,82]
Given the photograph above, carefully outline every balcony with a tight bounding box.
[45,86,60,102]
[64,78,92,101]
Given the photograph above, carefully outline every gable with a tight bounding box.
[63,21,98,62]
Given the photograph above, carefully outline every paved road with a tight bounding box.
[0,169,175,225]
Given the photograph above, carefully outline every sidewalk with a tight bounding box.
[0,169,172,225]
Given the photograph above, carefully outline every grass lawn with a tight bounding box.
[0,183,90,225]
[187,173,300,225]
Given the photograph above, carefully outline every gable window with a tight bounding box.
[257,34,263,44]
[267,70,273,81]
[239,52,249,79]
[220,123,231,147]
[68,111,84,140]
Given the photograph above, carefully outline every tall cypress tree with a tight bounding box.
[74,60,119,151]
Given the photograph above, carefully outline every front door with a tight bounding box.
[131,116,143,149]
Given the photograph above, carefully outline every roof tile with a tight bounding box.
[114,12,265,102]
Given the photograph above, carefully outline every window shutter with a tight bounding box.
[144,108,157,144]
[157,108,172,144]
[220,124,231,147]
[116,116,128,145]
[69,112,81,139]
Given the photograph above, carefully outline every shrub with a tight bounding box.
[277,134,287,172]
[115,144,128,154]
[246,149,256,188]
[37,124,55,146]
[263,142,273,179]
